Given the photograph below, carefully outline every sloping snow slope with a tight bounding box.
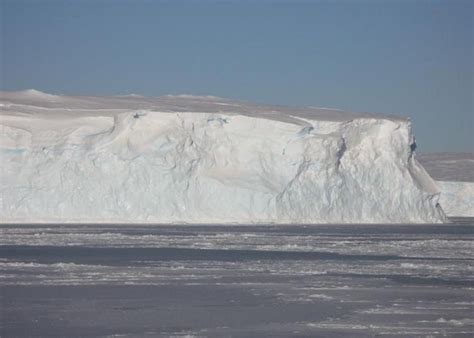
[419,153,474,217]
[0,90,445,223]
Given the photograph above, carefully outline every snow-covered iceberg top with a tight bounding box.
[0,90,445,223]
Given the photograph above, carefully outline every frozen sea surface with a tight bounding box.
[1,221,473,337]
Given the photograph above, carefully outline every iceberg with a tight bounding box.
[418,153,474,217]
[0,90,445,223]
[436,181,474,217]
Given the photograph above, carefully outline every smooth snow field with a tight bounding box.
[1,221,473,337]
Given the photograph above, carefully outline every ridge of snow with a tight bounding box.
[0,92,445,223]
[114,93,145,98]
[163,94,224,100]
[1,89,60,100]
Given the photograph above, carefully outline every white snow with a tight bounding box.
[436,181,474,217]
[0,90,445,223]
[418,153,474,217]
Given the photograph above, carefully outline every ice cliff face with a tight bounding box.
[0,90,445,223]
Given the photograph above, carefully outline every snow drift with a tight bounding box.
[0,90,445,223]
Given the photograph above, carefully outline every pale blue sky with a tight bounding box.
[1,0,472,152]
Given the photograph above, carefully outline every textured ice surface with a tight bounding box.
[436,181,474,217]
[1,223,473,336]
[419,153,474,217]
[0,90,445,223]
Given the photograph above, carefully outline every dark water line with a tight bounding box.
[0,246,470,266]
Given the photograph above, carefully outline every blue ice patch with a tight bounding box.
[1,148,26,155]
